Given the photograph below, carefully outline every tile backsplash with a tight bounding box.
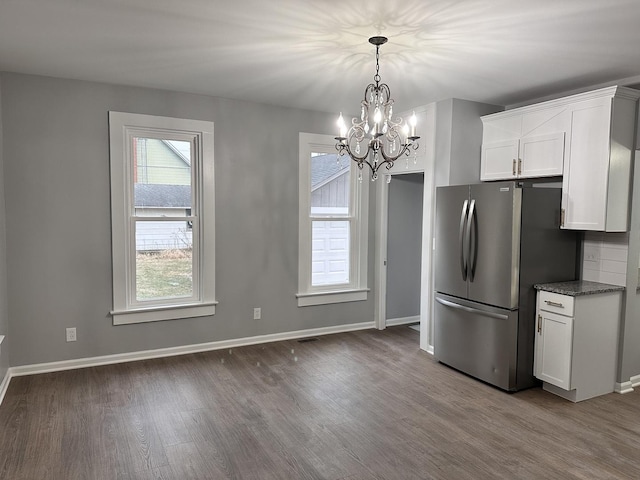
[582,232,629,286]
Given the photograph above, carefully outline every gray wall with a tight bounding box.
[0,77,9,379]
[1,73,375,367]
[429,98,502,345]
[619,151,640,382]
[386,173,424,320]
[434,98,502,187]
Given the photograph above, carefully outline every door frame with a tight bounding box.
[374,170,435,354]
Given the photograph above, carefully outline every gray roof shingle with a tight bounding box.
[134,184,191,208]
[311,153,349,188]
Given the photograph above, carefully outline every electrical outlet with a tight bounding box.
[66,327,77,342]
[253,307,261,320]
[583,246,599,262]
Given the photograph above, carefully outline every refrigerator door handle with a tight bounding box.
[466,199,478,281]
[459,200,469,280]
[435,296,509,321]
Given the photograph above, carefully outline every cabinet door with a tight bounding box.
[561,98,612,230]
[480,140,519,180]
[534,309,573,389]
[519,132,565,178]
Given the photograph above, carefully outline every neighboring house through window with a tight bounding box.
[297,133,369,306]
[109,112,216,324]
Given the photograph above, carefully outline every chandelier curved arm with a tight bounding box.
[335,136,370,163]
[377,139,419,164]
[335,136,420,179]
[362,82,377,105]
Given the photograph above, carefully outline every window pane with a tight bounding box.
[135,221,193,301]
[310,153,350,215]
[311,220,350,286]
[133,138,192,216]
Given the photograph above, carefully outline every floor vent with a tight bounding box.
[297,338,319,343]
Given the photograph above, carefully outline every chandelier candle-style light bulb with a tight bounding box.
[410,111,417,137]
[335,36,420,181]
[337,113,347,138]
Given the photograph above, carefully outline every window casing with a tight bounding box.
[297,133,368,306]
[109,112,216,324]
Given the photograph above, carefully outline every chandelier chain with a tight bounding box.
[374,45,381,85]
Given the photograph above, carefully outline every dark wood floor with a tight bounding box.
[1,326,640,479]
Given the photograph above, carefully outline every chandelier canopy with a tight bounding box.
[335,36,419,181]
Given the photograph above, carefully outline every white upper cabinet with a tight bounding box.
[481,104,567,181]
[561,88,639,231]
[481,139,519,180]
[519,132,565,177]
[482,86,640,232]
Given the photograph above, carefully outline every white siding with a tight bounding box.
[135,208,192,251]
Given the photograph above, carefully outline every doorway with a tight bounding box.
[385,173,424,335]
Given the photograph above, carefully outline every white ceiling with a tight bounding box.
[1,0,640,114]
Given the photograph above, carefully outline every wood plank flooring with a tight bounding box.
[1,326,640,479]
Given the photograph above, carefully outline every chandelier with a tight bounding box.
[335,36,419,181]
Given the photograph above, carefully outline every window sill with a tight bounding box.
[296,288,369,307]
[111,301,217,325]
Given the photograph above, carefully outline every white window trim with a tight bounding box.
[297,132,369,307]
[109,112,216,325]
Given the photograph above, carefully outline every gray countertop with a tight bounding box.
[534,280,625,296]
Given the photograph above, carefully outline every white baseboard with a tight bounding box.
[2,321,375,392]
[385,315,420,327]
[614,381,633,394]
[0,368,10,406]
[615,373,640,394]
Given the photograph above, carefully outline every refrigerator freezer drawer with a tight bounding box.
[434,293,519,391]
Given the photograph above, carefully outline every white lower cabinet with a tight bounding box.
[535,309,573,389]
[534,289,622,402]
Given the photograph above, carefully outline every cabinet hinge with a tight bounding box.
[512,159,516,176]
[561,208,565,227]
[518,158,522,176]
[538,314,542,334]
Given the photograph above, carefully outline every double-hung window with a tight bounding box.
[297,133,368,306]
[109,112,216,324]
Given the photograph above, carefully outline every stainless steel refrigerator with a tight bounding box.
[434,181,577,391]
